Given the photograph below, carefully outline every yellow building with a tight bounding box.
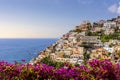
[114,45,120,53]
[90,48,111,60]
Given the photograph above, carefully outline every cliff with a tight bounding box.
[30,16,120,65]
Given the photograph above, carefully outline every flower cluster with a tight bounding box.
[0,59,120,80]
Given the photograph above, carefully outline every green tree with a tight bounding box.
[41,57,64,68]
[83,52,90,64]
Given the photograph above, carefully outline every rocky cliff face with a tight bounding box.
[30,17,120,65]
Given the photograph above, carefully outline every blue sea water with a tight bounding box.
[0,38,57,63]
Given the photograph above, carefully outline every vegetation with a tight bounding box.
[100,34,110,42]
[41,57,64,68]
[100,32,120,42]
[117,52,120,57]
[83,52,90,64]
[86,30,103,36]
[74,28,82,32]
[87,23,92,30]
[85,27,120,42]
[0,59,120,80]
[80,43,94,48]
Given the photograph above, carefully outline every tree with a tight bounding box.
[83,52,90,64]
[41,57,64,68]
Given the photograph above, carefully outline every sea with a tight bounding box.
[0,38,57,63]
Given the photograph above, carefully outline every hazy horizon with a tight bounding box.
[0,0,120,38]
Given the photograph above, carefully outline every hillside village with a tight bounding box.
[30,16,120,65]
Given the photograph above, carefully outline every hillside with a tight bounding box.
[30,16,120,65]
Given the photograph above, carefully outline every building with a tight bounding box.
[114,45,120,53]
[109,40,120,45]
[103,21,116,29]
[90,48,111,60]
[50,53,56,60]
[104,28,115,35]
[77,60,84,65]
[112,45,120,63]
[70,54,84,59]
[91,27,102,33]
[75,22,88,31]
[103,44,114,53]
[96,20,105,27]
[81,36,99,43]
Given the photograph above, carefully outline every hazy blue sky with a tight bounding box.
[0,0,120,38]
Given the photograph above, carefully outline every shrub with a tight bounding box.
[0,59,120,80]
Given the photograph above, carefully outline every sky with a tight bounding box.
[0,0,120,38]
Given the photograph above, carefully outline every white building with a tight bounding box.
[104,28,115,35]
[103,44,114,53]
[77,60,83,65]
[103,21,116,29]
